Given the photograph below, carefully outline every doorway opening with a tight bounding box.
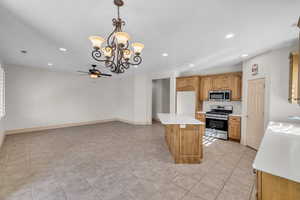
[152,78,170,123]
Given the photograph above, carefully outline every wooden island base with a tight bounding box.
[164,124,204,164]
[256,171,300,200]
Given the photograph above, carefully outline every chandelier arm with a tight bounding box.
[127,55,142,66]
[107,25,118,47]
[105,60,117,72]
[120,62,130,69]
[91,49,107,62]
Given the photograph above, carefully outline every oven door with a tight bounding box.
[209,91,225,101]
[206,117,228,131]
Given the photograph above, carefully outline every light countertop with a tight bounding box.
[253,121,300,183]
[158,113,204,125]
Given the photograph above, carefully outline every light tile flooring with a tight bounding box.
[0,122,257,200]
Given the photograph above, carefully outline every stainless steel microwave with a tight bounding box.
[209,90,231,101]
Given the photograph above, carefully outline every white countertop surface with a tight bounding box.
[158,113,204,125]
[253,121,300,183]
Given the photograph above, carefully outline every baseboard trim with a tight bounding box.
[117,118,152,125]
[5,118,117,135]
[5,118,152,135]
[0,133,5,148]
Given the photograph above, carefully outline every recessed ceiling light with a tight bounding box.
[225,33,235,39]
[241,54,249,58]
[59,47,67,52]
[48,63,53,66]
[189,64,195,67]
[162,53,168,57]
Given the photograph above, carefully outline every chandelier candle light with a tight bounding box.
[89,0,144,73]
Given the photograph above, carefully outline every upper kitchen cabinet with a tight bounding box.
[200,77,212,101]
[212,75,230,90]
[176,76,199,91]
[199,72,242,101]
[289,52,299,104]
[230,73,242,101]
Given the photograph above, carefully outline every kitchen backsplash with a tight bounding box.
[203,101,242,115]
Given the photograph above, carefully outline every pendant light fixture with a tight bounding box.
[89,0,144,74]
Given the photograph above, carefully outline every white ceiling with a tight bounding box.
[0,0,299,74]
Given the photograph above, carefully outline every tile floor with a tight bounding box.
[0,122,257,200]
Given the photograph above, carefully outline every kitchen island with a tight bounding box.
[158,113,205,164]
[253,121,300,200]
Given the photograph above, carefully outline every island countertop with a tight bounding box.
[253,121,300,183]
[158,113,204,125]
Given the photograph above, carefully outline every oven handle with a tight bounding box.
[206,116,228,120]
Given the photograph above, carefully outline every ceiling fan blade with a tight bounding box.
[77,71,89,74]
[100,73,112,76]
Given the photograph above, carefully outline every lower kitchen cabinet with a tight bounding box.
[256,171,300,200]
[196,113,206,123]
[165,124,204,164]
[228,116,241,141]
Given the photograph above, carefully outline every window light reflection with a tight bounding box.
[203,136,218,146]
[268,122,300,136]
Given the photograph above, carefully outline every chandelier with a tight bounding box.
[88,0,144,74]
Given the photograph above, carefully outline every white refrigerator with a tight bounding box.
[176,91,196,117]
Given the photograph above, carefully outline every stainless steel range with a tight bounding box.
[205,105,233,140]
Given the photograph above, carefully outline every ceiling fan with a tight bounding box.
[77,64,112,78]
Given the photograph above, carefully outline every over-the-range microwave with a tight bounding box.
[208,90,231,101]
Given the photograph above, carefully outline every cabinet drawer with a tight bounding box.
[229,116,241,122]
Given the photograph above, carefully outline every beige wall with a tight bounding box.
[0,61,4,148]
[4,65,119,131]
[179,64,242,76]
[242,42,300,145]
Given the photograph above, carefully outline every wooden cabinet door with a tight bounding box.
[289,52,299,104]
[231,74,242,101]
[257,171,262,200]
[200,77,212,101]
[196,113,205,123]
[176,78,187,91]
[176,77,198,91]
[229,116,241,141]
[212,75,230,90]
[258,171,300,200]
[178,125,203,163]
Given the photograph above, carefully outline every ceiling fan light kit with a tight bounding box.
[88,0,144,74]
[77,64,112,78]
